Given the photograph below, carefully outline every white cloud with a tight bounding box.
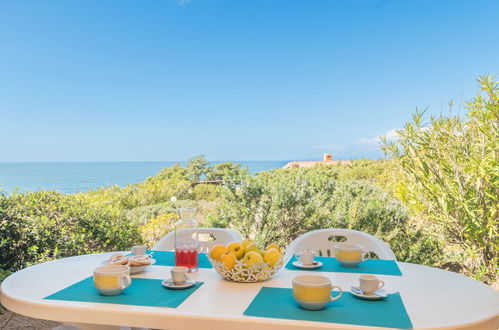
[357,128,400,147]
[383,128,400,141]
[311,128,400,160]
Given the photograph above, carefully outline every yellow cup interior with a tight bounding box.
[293,285,331,302]
[94,275,119,289]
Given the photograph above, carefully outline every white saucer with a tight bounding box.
[292,260,323,270]
[350,286,388,300]
[162,279,196,290]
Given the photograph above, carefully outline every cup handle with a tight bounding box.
[120,275,131,290]
[329,285,343,302]
[377,280,385,289]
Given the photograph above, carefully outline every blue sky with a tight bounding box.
[0,0,498,162]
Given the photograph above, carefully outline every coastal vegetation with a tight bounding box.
[383,75,498,284]
[0,76,497,287]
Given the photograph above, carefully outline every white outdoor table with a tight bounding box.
[1,252,498,330]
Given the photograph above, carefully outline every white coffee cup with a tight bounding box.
[171,266,188,285]
[359,274,384,293]
[333,243,367,267]
[295,250,316,266]
[132,245,147,256]
[292,275,343,310]
[93,265,131,296]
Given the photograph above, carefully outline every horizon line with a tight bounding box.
[0,160,292,163]
[0,157,384,164]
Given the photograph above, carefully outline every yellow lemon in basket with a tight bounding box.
[263,248,282,267]
[220,251,237,270]
[244,242,259,254]
[241,238,254,250]
[243,251,264,268]
[227,242,245,259]
[209,245,228,261]
[266,244,281,253]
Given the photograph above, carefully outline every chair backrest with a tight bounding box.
[285,228,396,261]
[152,228,242,253]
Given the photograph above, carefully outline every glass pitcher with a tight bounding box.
[174,208,200,272]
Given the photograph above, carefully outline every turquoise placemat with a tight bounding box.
[45,277,203,308]
[244,287,413,329]
[148,250,213,269]
[286,255,402,276]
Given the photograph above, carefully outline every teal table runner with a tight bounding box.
[244,287,413,329]
[286,255,402,276]
[148,250,213,269]
[45,277,203,308]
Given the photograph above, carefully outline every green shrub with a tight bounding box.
[279,160,396,190]
[383,75,499,283]
[185,155,210,182]
[126,202,176,225]
[318,160,391,183]
[0,269,11,283]
[191,184,223,201]
[139,213,177,248]
[80,164,192,210]
[0,268,10,312]
[206,161,249,181]
[0,191,142,271]
[207,169,442,265]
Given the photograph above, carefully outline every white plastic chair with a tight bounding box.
[285,228,396,261]
[152,228,242,253]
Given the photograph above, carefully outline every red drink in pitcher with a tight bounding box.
[174,207,200,272]
[175,247,199,272]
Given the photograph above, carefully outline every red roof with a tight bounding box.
[282,160,350,169]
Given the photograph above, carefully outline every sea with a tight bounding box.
[0,161,289,194]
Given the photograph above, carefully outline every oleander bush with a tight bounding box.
[207,170,443,266]
[0,191,142,271]
[383,75,499,284]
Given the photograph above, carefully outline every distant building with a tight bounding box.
[282,153,350,169]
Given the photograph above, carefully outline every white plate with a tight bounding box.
[129,258,156,274]
[350,286,388,300]
[101,258,156,274]
[129,253,154,259]
[292,260,323,270]
[162,279,196,290]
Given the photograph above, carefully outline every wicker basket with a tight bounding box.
[208,256,284,282]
